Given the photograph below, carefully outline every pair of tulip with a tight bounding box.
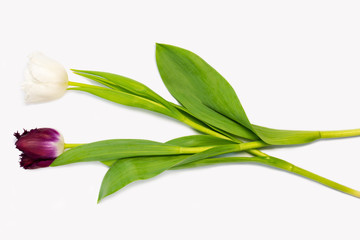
[15,53,68,169]
[14,46,360,200]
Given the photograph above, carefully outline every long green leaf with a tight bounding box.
[100,135,236,167]
[252,125,320,145]
[170,102,240,141]
[72,70,182,119]
[98,144,240,201]
[52,139,183,166]
[70,86,175,118]
[156,43,321,145]
[166,134,236,147]
[156,44,253,128]
[156,43,257,140]
[174,144,241,166]
[98,155,187,201]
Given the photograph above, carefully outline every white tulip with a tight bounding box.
[23,52,68,103]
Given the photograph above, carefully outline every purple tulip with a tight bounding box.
[14,128,64,169]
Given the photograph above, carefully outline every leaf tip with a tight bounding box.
[155,43,173,51]
[97,190,106,203]
[155,42,165,47]
[70,69,85,77]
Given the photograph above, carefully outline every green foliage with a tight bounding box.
[98,144,241,201]
[72,70,182,118]
[52,139,183,166]
[155,43,321,145]
[166,134,236,147]
[156,44,258,140]
[49,43,360,201]
[70,86,175,117]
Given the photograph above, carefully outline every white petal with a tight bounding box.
[28,52,65,73]
[23,82,66,103]
[54,133,65,156]
[24,52,68,103]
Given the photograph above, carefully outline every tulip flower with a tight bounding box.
[14,128,65,169]
[23,52,68,103]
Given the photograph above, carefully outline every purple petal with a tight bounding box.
[15,128,61,159]
[19,154,54,169]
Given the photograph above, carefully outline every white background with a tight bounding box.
[1,0,360,239]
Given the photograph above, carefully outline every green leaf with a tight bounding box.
[156,44,253,127]
[72,70,127,91]
[70,86,175,118]
[171,102,239,141]
[252,125,321,145]
[52,139,183,166]
[98,155,187,202]
[156,43,258,140]
[99,135,236,168]
[100,160,116,167]
[174,144,240,166]
[156,43,321,145]
[166,134,236,147]
[98,144,240,202]
[72,70,182,119]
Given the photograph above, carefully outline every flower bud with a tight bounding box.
[14,128,64,169]
[23,52,68,103]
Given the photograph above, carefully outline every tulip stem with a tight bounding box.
[179,140,268,154]
[64,143,83,149]
[68,81,105,89]
[320,128,360,139]
[171,156,360,198]
[261,156,360,198]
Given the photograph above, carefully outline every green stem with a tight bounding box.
[181,117,233,141]
[261,156,360,198]
[247,149,269,157]
[64,143,83,149]
[320,128,360,139]
[180,115,270,157]
[172,156,360,198]
[237,141,269,151]
[178,140,268,154]
[68,81,101,88]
